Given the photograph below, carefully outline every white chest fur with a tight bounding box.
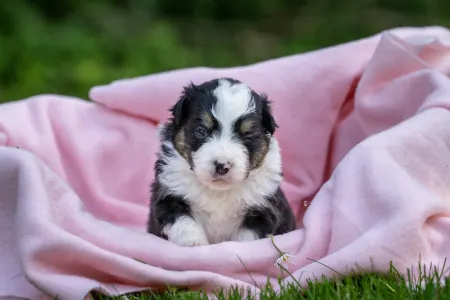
[158,138,283,244]
[188,185,263,243]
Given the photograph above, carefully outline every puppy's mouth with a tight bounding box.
[204,175,235,190]
[212,178,229,183]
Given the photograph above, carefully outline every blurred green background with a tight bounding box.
[0,0,449,103]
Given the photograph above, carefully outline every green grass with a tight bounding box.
[90,261,450,300]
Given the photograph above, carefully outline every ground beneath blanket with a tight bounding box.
[93,263,450,300]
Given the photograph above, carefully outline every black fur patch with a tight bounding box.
[147,181,192,239]
[242,187,296,238]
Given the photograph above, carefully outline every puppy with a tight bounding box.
[147,78,296,246]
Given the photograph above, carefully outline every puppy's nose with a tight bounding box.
[214,160,231,175]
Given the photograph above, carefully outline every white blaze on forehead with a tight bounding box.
[191,79,256,188]
[211,79,255,130]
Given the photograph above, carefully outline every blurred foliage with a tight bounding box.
[0,0,449,102]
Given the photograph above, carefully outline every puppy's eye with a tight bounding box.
[242,131,259,139]
[195,127,207,139]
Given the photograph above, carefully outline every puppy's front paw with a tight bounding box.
[231,228,259,242]
[163,216,209,247]
[174,233,209,247]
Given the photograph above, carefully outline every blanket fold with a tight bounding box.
[1,26,450,299]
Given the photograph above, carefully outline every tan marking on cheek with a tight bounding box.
[174,129,190,161]
[251,139,270,169]
[201,113,214,129]
[240,119,255,134]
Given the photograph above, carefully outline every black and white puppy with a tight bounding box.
[147,78,296,246]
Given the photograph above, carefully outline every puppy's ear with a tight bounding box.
[170,82,196,126]
[170,97,188,127]
[260,93,278,136]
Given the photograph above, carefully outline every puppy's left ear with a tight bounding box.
[260,93,278,136]
[170,82,196,126]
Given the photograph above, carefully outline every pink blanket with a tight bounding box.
[1,26,450,299]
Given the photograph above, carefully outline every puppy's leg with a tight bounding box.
[149,191,209,247]
[233,205,278,241]
[163,215,209,247]
[268,188,297,235]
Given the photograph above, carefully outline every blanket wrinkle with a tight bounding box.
[2,26,450,299]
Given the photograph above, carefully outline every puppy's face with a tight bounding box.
[169,78,278,191]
